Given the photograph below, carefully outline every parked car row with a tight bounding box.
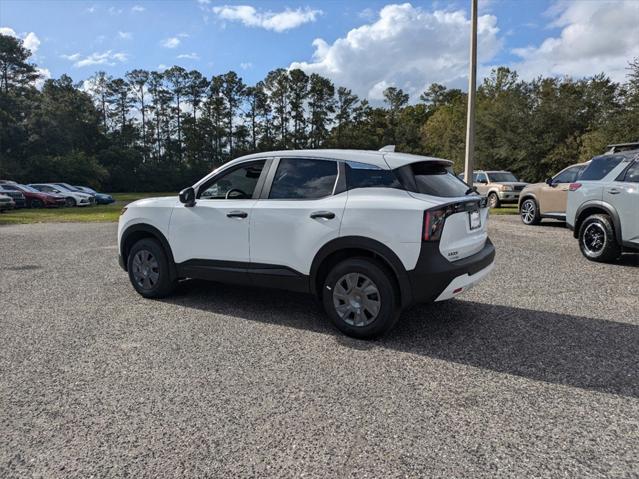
[0,181,114,211]
[517,142,639,263]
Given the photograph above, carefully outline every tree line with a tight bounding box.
[1,33,637,192]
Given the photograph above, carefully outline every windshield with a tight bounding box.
[487,172,518,182]
[22,185,41,193]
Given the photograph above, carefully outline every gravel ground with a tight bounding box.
[1,216,638,478]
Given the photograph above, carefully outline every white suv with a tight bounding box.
[118,150,495,338]
[566,150,639,262]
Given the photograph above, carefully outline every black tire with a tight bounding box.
[66,197,76,207]
[30,198,44,209]
[519,198,541,225]
[127,238,177,298]
[487,192,500,208]
[322,257,400,339]
[578,214,621,263]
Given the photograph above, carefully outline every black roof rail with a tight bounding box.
[606,142,639,153]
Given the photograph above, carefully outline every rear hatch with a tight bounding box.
[393,160,489,262]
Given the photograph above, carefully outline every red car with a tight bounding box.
[0,183,67,208]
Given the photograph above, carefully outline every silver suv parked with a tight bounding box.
[566,149,639,262]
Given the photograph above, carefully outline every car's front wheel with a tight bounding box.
[519,198,541,225]
[65,197,76,207]
[487,192,500,208]
[578,214,621,263]
[323,258,400,339]
[127,238,177,298]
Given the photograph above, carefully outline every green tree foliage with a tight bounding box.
[1,33,637,191]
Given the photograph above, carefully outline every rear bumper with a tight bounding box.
[407,239,495,305]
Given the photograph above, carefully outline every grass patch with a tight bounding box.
[0,192,175,225]
[489,205,518,215]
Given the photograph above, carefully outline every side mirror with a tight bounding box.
[179,187,196,207]
[545,177,554,186]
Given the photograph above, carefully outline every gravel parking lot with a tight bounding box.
[1,215,638,478]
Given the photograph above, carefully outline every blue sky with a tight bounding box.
[2,1,638,100]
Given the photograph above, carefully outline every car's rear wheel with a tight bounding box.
[65,197,76,207]
[30,198,44,208]
[519,198,541,225]
[487,192,500,208]
[578,214,620,263]
[323,258,400,339]
[127,238,177,298]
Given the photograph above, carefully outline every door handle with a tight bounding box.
[310,211,335,220]
[608,189,621,195]
[227,210,248,218]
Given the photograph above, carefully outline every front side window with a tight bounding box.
[199,161,265,199]
[623,161,639,183]
[476,173,488,183]
[269,158,338,199]
[580,156,624,181]
[553,165,582,184]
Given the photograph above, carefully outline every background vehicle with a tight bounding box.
[29,183,93,207]
[52,183,97,205]
[74,186,115,204]
[459,170,527,208]
[566,150,639,262]
[518,162,588,225]
[0,193,15,212]
[0,184,26,208]
[118,149,495,339]
[0,183,66,208]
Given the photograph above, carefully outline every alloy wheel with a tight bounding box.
[332,272,381,327]
[521,200,536,224]
[583,223,606,255]
[131,249,160,290]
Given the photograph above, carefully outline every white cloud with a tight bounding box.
[158,64,167,71]
[177,52,200,60]
[118,31,132,40]
[35,67,51,89]
[108,6,123,15]
[212,5,322,32]
[1,27,41,54]
[131,5,145,12]
[240,62,253,70]
[289,3,502,100]
[161,37,180,48]
[511,0,639,82]
[62,50,128,68]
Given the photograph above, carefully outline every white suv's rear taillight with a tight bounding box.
[569,182,582,191]
[423,207,451,241]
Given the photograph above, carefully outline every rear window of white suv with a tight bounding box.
[579,156,624,181]
[397,162,471,198]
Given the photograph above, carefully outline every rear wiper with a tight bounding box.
[465,187,478,195]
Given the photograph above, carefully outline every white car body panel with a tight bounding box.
[603,177,639,246]
[250,193,348,274]
[339,188,425,271]
[118,197,177,257]
[169,198,257,264]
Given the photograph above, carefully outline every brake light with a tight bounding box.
[569,183,582,191]
[423,206,452,241]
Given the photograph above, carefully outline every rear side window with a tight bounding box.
[580,156,624,181]
[345,161,400,190]
[269,158,338,199]
[398,162,470,198]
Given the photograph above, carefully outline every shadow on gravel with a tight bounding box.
[162,280,639,399]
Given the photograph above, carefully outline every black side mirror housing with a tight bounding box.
[179,187,196,207]
[545,177,554,186]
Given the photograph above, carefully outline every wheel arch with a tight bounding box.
[310,236,413,308]
[574,201,622,243]
[518,192,538,209]
[120,223,177,278]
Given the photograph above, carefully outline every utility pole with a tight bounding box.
[464,0,478,184]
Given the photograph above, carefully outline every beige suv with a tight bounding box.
[459,170,528,208]
[518,162,588,225]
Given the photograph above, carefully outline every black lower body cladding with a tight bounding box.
[407,239,495,304]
